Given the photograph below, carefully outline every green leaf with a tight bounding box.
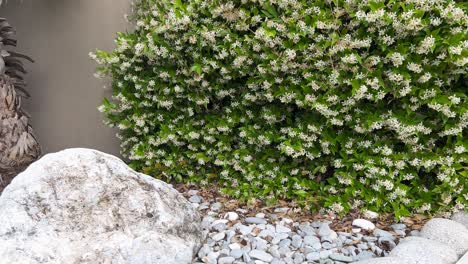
[191,64,202,75]
[262,3,278,18]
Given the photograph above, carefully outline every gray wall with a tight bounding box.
[0,0,131,156]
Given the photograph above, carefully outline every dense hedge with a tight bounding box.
[93,0,467,217]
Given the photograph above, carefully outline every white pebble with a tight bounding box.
[363,210,379,219]
[211,232,226,241]
[256,213,266,218]
[224,212,239,221]
[353,219,376,231]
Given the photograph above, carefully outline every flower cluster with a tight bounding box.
[93,0,467,217]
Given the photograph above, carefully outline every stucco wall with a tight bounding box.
[0,0,131,156]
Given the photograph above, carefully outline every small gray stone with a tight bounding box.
[291,235,303,248]
[303,235,320,246]
[226,230,236,242]
[256,213,266,218]
[187,190,199,196]
[237,208,248,214]
[318,223,337,239]
[220,248,230,256]
[378,237,397,251]
[213,223,228,232]
[371,245,383,256]
[245,217,267,225]
[205,252,219,264]
[238,225,253,235]
[224,212,239,221]
[272,259,285,264]
[202,216,216,229]
[212,232,226,241]
[253,238,269,251]
[409,230,420,237]
[269,247,280,259]
[198,203,210,210]
[293,252,304,264]
[243,252,251,262]
[271,237,281,245]
[356,251,375,261]
[284,256,294,264]
[352,219,375,231]
[207,211,218,216]
[322,242,335,249]
[258,229,275,238]
[274,233,289,241]
[299,224,316,236]
[271,259,285,264]
[198,245,211,259]
[278,239,291,248]
[394,230,406,236]
[330,253,353,263]
[321,235,334,243]
[230,249,244,259]
[189,195,203,204]
[390,224,406,230]
[352,257,414,264]
[320,250,332,259]
[312,242,322,250]
[373,229,395,240]
[211,202,223,211]
[276,224,291,233]
[249,250,274,262]
[219,256,236,264]
[274,207,289,213]
[278,246,290,257]
[341,248,349,255]
[357,243,369,250]
[306,252,320,261]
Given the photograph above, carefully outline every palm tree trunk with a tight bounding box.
[0,17,41,192]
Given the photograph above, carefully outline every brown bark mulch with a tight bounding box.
[175,183,429,235]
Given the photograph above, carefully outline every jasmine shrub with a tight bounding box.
[93,0,467,217]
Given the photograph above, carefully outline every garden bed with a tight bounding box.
[177,184,429,263]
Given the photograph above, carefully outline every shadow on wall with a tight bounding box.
[0,0,132,157]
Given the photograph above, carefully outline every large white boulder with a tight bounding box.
[0,148,203,264]
[389,237,458,264]
[420,218,468,257]
[452,212,468,229]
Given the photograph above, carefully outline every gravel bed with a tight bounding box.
[184,189,419,264]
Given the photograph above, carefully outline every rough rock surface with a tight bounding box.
[389,237,458,264]
[0,148,203,264]
[420,218,468,257]
[353,256,414,264]
[451,212,468,229]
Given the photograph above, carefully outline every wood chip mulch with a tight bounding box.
[175,183,430,235]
